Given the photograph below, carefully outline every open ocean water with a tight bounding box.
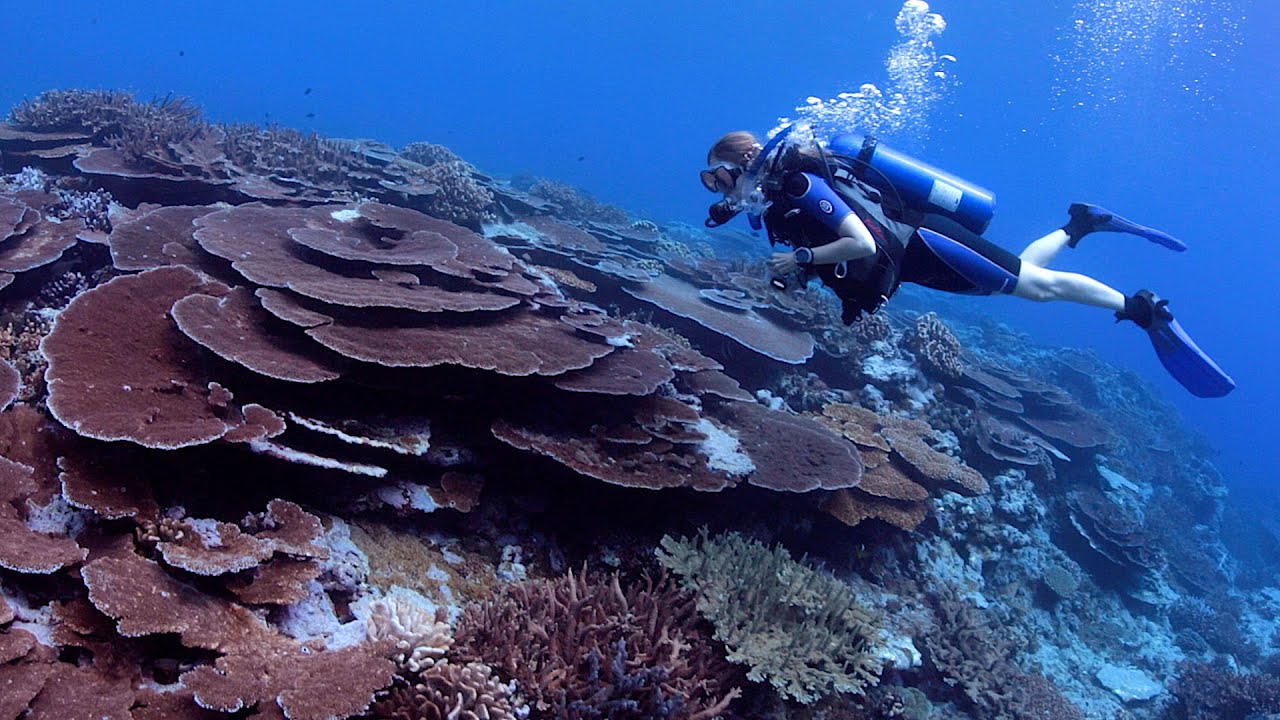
[0,1,1276,719]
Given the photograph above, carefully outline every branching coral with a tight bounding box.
[400,141,464,167]
[1172,662,1280,720]
[453,570,741,719]
[903,312,964,380]
[922,588,1080,720]
[418,160,495,229]
[366,586,453,673]
[9,90,151,136]
[529,178,630,225]
[372,660,520,720]
[656,530,883,704]
[222,124,362,188]
[9,89,207,164]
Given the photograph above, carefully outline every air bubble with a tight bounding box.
[778,1,957,142]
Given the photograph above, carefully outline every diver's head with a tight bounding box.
[701,131,763,227]
[707,131,762,167]
[701,131,762,194]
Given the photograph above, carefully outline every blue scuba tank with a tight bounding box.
[828,134,996,235]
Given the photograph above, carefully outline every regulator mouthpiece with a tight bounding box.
[705,199,742,227]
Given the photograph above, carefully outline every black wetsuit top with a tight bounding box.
[761,155,1022,323]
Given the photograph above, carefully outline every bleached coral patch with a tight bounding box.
[695,419,755,477]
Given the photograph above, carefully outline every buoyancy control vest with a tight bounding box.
[761,150,917,322]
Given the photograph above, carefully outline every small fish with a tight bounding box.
[305,112,315,119]
[304,87,313,95]
[178,50,185,57]
[577,155,585,162]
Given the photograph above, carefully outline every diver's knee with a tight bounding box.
[1013,267,1059,302]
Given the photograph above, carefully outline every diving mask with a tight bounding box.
[700,161,744,194]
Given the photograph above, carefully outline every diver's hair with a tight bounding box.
[707,131,761,166]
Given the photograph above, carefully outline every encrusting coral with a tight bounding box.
[656,530,884,704]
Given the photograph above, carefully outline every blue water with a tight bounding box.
[3,0,1274,496]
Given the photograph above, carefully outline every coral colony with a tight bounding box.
[0,89,1274,720]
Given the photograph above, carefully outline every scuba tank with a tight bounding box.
[828,134,996,235]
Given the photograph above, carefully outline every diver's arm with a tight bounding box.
[812,215,877,263]
[769,229,875,274]
[769,174,877,273]
[787,172,878,263]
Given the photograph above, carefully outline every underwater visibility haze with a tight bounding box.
[0,1,1275,719]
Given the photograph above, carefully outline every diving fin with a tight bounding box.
[1066,203,1188,252]
[1118,290,1235,398]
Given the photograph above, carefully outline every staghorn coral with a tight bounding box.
[9,89,209,170]
[1018,673,1084,720]
[1171,662,1280,720]
[106,95,206,162]
[453,569,741,719]
[656,530,883,704]
[9,89,168,137]
[222,123,363,189]
[903,312,964,380]
[922,588,1082,720]
[1169,597,1257,660]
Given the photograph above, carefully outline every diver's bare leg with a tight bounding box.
[1018,229,1072,268]
[1013,264,1125,311]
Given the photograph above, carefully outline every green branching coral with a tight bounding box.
[656,530,884,704]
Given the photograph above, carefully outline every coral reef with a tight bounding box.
[0,87,1265,720]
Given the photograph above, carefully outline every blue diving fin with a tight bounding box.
[1148,316,1235,398]
[1121,290,1235,398]
[1068,203,1188,252]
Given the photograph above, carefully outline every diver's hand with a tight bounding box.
[769,252,799,275]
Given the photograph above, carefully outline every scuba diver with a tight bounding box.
[700,127,1234,398]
